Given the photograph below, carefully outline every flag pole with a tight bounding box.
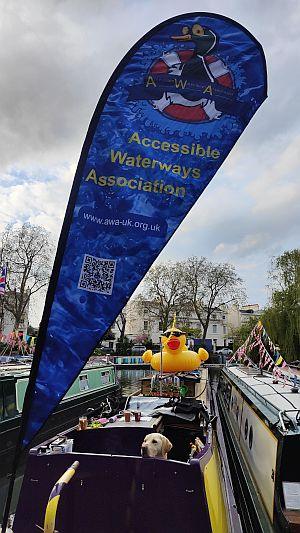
[1,445,22,532]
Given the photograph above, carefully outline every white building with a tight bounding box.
[227,304,263,331]
[98,301,264,354]
[0,292,30,338]
[123,298,231,352]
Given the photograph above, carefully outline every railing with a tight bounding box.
[225,367,300,432]
[278,410,300,432]
[43,460,79,533]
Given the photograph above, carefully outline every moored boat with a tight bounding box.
[12,367,242,532]
[218,363,300,532]
[0,362,121,481]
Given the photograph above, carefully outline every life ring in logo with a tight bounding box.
[149,49,234,123]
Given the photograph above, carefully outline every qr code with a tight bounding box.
[78,255,116,295]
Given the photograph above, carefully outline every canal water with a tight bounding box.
[116,367,151,396]
[0,368,150,523]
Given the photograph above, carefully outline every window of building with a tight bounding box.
[79,374,89,391]
[223,326,226,334]
[158,321,163,331]
[213,324,217,333]
[223,315,226,320]
[143,320,148,330]
[212,314,217,319]
[144,308,149,315]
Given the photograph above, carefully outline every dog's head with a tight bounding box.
[141,433,173,459]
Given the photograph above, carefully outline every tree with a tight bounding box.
[180,326,202,339]
[116,336,133,356]
[269,249,300,292]
[0,223,53,330]
[138,261,186,331]
[101,327,115,342]
[182,256,246,340]
[229,316,259,352]
[261,249,300,361]
[115,311,126,343]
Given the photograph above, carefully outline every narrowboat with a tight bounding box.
[113,355,151,369]
[0,362,121,481]
[217,364,300,532]
[13,367,242,532]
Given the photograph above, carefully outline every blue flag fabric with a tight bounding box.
[22,13,267,447]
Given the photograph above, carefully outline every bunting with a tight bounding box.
[230,321,288,377]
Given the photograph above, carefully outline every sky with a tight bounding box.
[0,0,299,326]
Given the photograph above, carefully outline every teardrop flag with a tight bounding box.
[21,13,267,448]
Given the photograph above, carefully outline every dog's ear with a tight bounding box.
[162,436,173,454]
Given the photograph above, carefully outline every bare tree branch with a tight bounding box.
[0,223,54,329]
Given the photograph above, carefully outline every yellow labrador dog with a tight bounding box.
[141,433,172,459]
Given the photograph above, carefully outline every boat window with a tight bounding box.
[244,418,248,440]
[236,404,239,420]
[280,437,300,483]
[224,382,232,409]
[100,371,110,385]
[79,374,89,391]
[3,380,17,419]
[249,426,253,449]
[0,381,4,421]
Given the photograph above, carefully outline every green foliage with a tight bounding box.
[180,326,202,339]
[116,336,133,356]
[262,249,300,361]
[230,316,259,352]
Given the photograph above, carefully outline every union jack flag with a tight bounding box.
[0,265,7,296]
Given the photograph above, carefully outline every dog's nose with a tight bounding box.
[141,446,148,457]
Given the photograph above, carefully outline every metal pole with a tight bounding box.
[160,340,163,397]
[1,449,20,532]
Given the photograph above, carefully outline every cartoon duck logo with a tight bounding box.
[148,23,234,123]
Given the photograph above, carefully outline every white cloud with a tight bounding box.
[1,0,300,322]
[0,165,74,237]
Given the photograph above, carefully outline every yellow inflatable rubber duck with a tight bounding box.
[142,326,209,372]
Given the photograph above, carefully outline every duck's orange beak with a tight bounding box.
[172,34,192,41]
[167,337,181,350]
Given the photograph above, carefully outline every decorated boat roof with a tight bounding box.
[224,364,300,435]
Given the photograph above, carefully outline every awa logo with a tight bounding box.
[128,23,236,124]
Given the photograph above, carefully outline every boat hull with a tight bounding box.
[0,383,120,480]
[14,450,213,533]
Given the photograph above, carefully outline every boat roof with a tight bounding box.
[224,365,300,435]
[0,361,115,379]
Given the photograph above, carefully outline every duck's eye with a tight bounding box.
[182,26,190,35]
[192,24,204,36]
